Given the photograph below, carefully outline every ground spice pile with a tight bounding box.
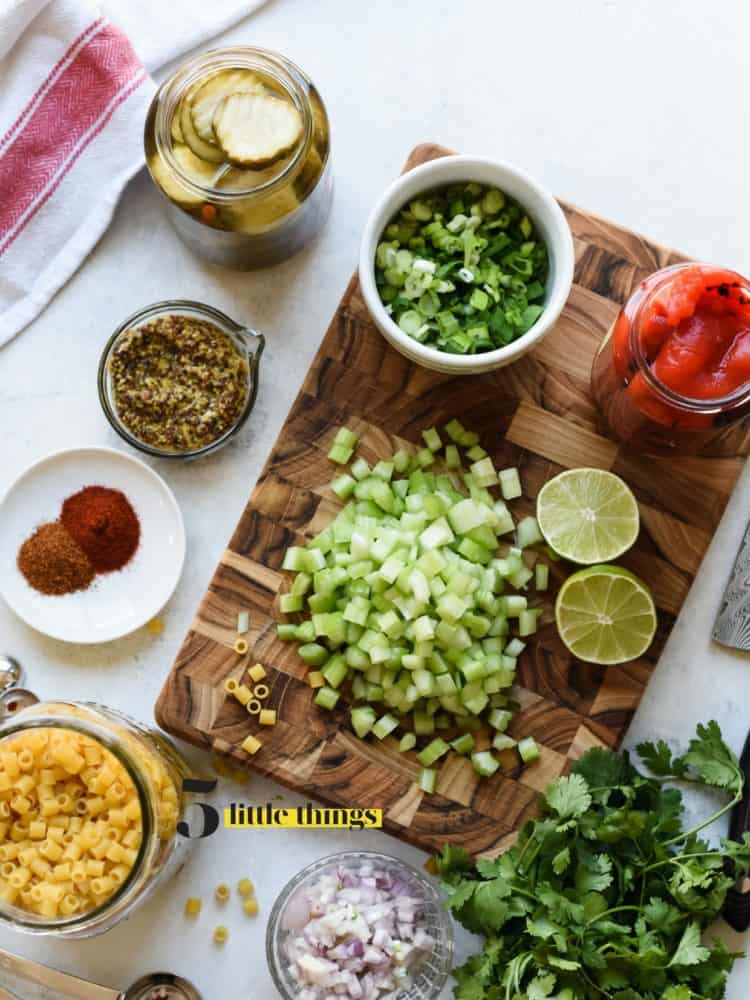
[17,523,95,595]
[61,486,140,573]
[17,486,140,596]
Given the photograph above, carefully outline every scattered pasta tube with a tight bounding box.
[233,638,249,656]
[185,897,202,917]
[237,877,254,897]
[246,700,262,716]
[252,684,269,701]
[213,925,229,945]
[241,735,262,756]
[215,883,230,904]
[232,684,253,707]
[248,663,266,683]
[243,897,259,916]
[307,672,325,689]
[224,679,239,696]
[259,710,276,726]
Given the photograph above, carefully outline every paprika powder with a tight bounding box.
[60,485,140,573]
[17,522,95,595]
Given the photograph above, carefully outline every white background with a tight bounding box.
[2,0,750,996]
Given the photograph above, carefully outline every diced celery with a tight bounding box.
[489,708,512,731]
[334,427,358,450]
[322,656,348,689]
[518,736,540,763]
[492,733,517,752]
[350,457,371,481]
[372,461,394,481]
[519,608,542,637]
[314,686,340,710]
[295,621,316,643]
[351,706,377,738]
[372,713,399,739]
[445,444,461,468]
[503,595,528,617]
[422,427,442,452]
[450,733,475,755]
[535,563,549,591]
[277,623,297,641]
[399,732,417,753]
[298,643,329,667]
[444,418,466,442]
[331,474,356,500]
[418,767,437,794]
[466,445,487,462]
[291,572,312,596]
[471,751,500,777]
[516,516,543,548]
[419,517,455,549]
[279,593,304,614]
[392,449,411,473]
[498,467,522,500]
[470,457,497,488]
[417,737,450,767]
[328,443,353,465]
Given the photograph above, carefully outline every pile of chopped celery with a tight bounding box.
[278,420,546,793]
[374,182,548,355]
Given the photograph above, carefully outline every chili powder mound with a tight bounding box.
[17,522,95,595]
[61,485,140,573]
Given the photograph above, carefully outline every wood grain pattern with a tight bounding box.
[155,144,748,859]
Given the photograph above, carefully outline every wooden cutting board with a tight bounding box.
[155,144,750,859]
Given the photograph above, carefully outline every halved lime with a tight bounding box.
[537,468,639,564]
[555,565,656,665]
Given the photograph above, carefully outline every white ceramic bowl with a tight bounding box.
[359,155,575,375]
[0,447,186,643]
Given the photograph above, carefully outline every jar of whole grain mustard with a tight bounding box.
[0,701,193,938]
[144,47,333,269]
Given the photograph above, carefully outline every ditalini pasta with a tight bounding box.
[0,726,177,918]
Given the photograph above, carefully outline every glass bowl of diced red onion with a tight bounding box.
[266,851,454,1000]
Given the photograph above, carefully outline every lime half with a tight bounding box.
[537,468,639,564]
[555,565,656,665]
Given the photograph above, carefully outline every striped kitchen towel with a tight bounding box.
[0,0,267,347]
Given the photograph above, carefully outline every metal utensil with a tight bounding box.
[0,949,202,1000]
[723,729,750,931]
[713,520,750,649]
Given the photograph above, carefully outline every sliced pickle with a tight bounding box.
[149,144,220,207]
[293,145,323,199]
[171,109,184,144]
[310,94,330,155]
[213,93,303,169]
[190,70,265,142]
[219,185,300,234]
[180,97,225,164]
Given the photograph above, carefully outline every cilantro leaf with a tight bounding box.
[436,844,474,880]
[544,774,591,819]
[636,738,688,777]
[526,974,556,999]
[572,745,633,789]
[662,987,691,1000]
[445,880,477,912]
[551,847,571,875]
[668,921,711,967]
[683,720,742,794]
[472,879,511,932]
[575,853,613,893]
[642,897,684,935]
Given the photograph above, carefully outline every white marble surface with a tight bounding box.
[2,0,750,996]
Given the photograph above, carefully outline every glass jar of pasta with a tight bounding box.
[144,46,333,269]
[0,701,193,938]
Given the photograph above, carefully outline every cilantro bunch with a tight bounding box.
[437,722,750,1000]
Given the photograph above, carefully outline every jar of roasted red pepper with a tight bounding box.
[591,263,750,455]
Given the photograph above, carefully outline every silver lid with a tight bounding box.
[0,657,22,695]
[125,974,203,1000]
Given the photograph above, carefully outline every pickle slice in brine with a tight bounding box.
[293,146,323,199]
[190,70,265,142]
[213,93,303,169]
[219,184,300,234]
[149,143,221,207]
[180,96,225,164]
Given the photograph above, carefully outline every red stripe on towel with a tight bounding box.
[0,21,145,257]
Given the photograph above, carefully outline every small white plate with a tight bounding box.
[0,447,186,644]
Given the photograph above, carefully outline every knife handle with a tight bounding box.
[729,730,750,843]
[724,885,750,933]
[723,731,750,932]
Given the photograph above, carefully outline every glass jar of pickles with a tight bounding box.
[0,701,193,938]
[145,46,333,269]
